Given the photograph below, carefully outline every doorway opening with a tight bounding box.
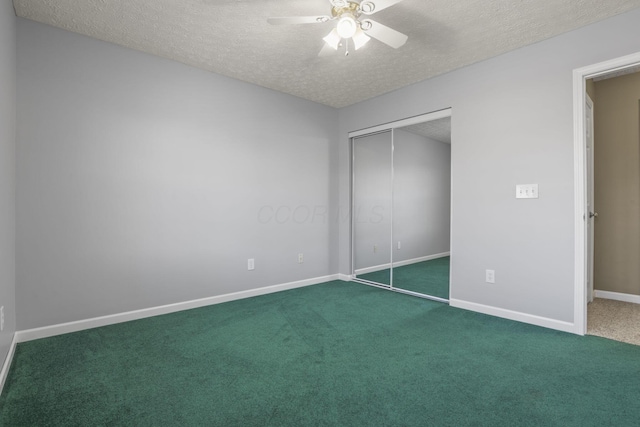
[573,52,640,336]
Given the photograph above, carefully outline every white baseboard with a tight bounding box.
[337,274,352,281]
[354,252,450,275]
[0,333,18,394]
[594,290,640,304]
[355,263,389,275]
[15,274,342,343]
[394,252,450,268]
[449,298,576,334]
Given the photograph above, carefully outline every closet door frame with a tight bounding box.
[349,108,452,301]
[351,130,394,288]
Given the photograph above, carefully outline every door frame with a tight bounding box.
[585,93,594,304]
[572,52,640,335]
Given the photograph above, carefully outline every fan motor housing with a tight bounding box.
[331,2,361,19]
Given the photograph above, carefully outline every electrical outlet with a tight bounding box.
[0,306,4,332]
[248,258,255,271]
[298,253,304,264]
[486,269,495,284]
[397,241,401,250]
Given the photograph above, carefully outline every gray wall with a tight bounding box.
[0,2,16,363]
[16,19,339,330]
[338,8,640,324]
[393,129,451,263]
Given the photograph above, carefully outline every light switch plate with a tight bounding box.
[516,184,539,199]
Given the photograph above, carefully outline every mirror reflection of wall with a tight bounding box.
[353,131,392,286]
[392,121,451,300]
[350,112,452,302]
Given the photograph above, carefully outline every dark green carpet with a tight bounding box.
[358,257,450,299]
[393,257,450,299]
[2,281,640,426]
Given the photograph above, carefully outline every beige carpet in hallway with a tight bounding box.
[587,298,640,346]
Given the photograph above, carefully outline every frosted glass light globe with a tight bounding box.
[336,15,357,39]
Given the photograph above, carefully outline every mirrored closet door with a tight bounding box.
[352,131,393,287]
[351,110,452,302]
[391,119,451,301]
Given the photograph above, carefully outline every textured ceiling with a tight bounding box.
[13,0,640,108]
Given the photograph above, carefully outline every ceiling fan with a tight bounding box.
[267,0,408,56]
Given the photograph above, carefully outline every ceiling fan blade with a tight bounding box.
[359,0,404,15]
[361,19,408,49]
[318,43,337,57]
[267,16,331,25]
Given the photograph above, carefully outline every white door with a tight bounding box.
[586,94,595,303]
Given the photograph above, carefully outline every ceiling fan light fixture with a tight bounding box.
[267,0,409,57]
[323,28,341,50]
[336,14,357,39]
[352,28,371,50]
